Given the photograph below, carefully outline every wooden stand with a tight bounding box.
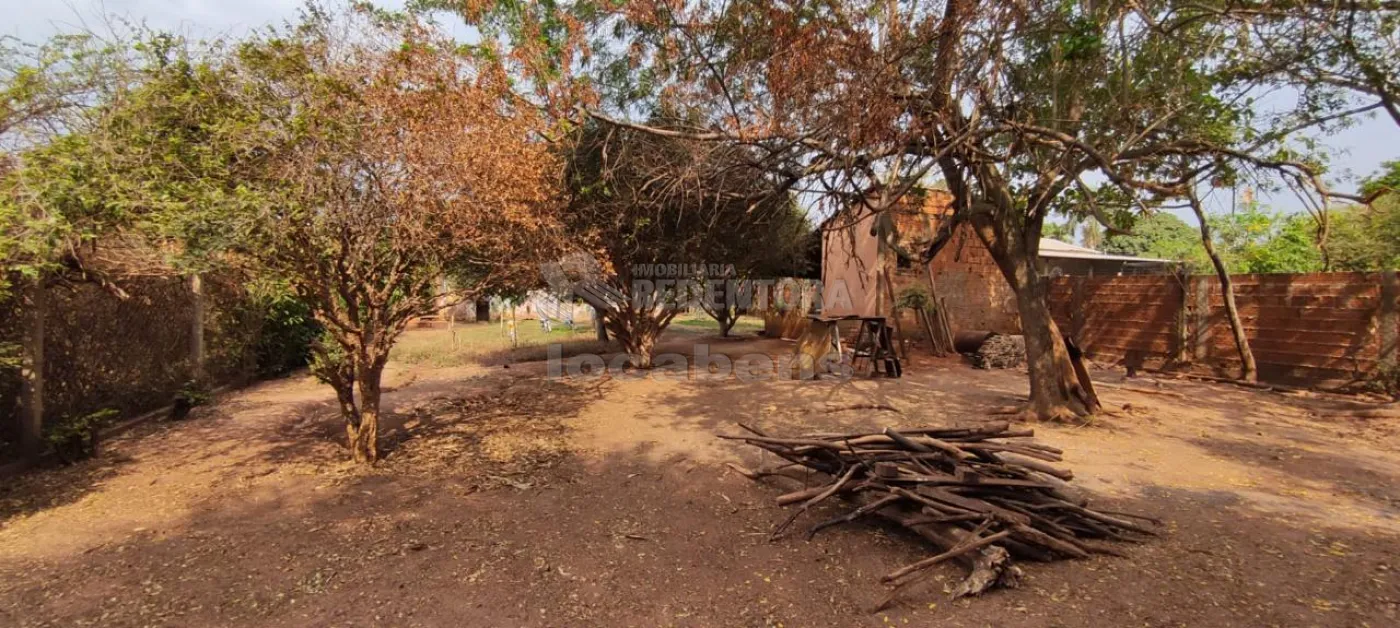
[850,317,902,378]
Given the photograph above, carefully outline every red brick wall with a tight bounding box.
[927,224,1020,334]
[1048,271,1393,387]
[1049,275,1182,361]
[1196,273,1384,383]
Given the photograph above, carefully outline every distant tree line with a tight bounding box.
[1058,161,1400,274]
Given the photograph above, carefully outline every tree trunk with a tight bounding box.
[969,208,1088,421]
[709,281,737,337]
[604,301,670,369]
[617,327,658,368]
[18,281,45,459]
[718,312,736,338]
[188,274,205,382]
[1188,193,1257,383]
[604,307,663,366]
[1012,277,1087,420]
[594,305,609,341]
[347,361,384,464]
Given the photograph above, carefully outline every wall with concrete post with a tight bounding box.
[1048,271,1394,388]
[4,276,207,459]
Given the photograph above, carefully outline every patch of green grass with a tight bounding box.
[391,312,767,368]
[670,312,765,335]
[391,321,602,368]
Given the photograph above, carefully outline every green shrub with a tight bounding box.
[308,330,349,385]
[253,293,322,377]
[0,341,18,371]
[46,408,119,464]
[896,285,933,311]
[171,380,211,420]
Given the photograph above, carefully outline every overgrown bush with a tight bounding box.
[253,293,321,378]
[170,380,211,420]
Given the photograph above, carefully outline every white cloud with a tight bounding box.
[0,0,315,40]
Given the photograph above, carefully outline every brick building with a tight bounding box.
[820,189,1172,335]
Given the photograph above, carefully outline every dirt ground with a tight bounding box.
[1,325,1398,627]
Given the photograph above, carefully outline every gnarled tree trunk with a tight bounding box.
[717,313,737,338]
[593,305,609,341]
[969,205,1090,421]
[348,362,383,464]
[601,282,678,369]
[701,280,739,337]
[615,328,659,368]
[312,336,390,464]
[1013,277,1088,420]
[606,306,665,368]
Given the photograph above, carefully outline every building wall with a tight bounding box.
[820,208,882,318]
[823,210,1018,333]
[924,223,1021,334]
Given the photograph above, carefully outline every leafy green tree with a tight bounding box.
[1102,212,1204,265]
[1329,164,1400,270]
[699,199,812,337]
[1362,160,1400,200]
[1042,221,1075,242]
[1330,201,1400,270]
[2,29,147,298]
[1211,209,1323,274]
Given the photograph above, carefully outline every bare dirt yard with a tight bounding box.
[1,321,1397,627]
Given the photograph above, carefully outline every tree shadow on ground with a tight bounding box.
[0,365,594,532]
[5,333,1398,625]
[1186,433,1400,514]
[1,439,1396,627]
[0,450,135,526]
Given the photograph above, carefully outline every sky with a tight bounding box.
[5,0,1398,219]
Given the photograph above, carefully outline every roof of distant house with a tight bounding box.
[1038,238,1173,264]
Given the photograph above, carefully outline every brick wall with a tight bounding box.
[1048,274,1183,364]
[926,223,1020,334]
[1048,271,1393,387]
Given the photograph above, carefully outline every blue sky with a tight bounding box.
[5,0,1397,218]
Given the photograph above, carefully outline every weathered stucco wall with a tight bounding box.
[820,208,882,318]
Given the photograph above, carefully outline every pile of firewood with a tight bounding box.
[723,422,1156,604]
[968,334,1026,369]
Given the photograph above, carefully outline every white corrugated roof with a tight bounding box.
[1038,238,1173,263]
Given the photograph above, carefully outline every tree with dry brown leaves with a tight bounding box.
[444,0,1380,417]
[43,6,564,463]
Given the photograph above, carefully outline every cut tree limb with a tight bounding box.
[724,422,1153,602]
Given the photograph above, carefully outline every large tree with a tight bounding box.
[10,8,562,463]
[2,28,155,299]
[1330,162,1400,270]
[563,119,795,363]
[452,0,1374,417]
[698,199,811,337]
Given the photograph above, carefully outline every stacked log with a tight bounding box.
[723,422,1156,603]
[968,334,1026,369]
